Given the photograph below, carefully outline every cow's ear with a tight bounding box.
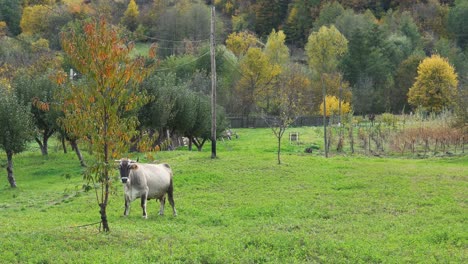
[129,164,138,170]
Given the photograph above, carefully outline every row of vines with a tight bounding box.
[324,111,466,157]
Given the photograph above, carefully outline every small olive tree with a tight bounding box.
[0,85,33,188]
[12,73,61,156]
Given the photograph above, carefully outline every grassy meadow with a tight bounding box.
[0,127,466,263]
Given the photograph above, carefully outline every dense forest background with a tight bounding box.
[0,0,466,118]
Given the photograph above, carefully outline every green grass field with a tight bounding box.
[0,128,466,263]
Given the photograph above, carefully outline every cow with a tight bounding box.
[117,158,177,218]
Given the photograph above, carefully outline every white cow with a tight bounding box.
[117,158,177,218]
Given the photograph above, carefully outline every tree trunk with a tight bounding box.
[188,137,193,151]
[35,129,54,156]
[69,139,86,167]
[99,163,110,232]
[6,151,17,188]
[462,135,465,154]
[166,129,173,150]
[211,138,217,158]
[61,136,67,154]
[100,203,110,232]
[192,137,207,151]
[99,168,110,232]
[35,137,47,155]
[100,111,110,232]
[277,136,281,165]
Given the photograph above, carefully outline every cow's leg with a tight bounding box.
[124,195,130,216]
[168,180,177,216]
[159,196,166,216]
[141,194,148,219]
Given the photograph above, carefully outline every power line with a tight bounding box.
[141,35,211,43]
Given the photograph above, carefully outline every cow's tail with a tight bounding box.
[167,175,176,216]
[166,164,174,203]
[168,177,174,198]
[163,163,176,214]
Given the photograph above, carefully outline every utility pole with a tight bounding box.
[338,73,343,152]
[210,5,217,159]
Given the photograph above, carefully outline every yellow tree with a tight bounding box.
[264,29,289,66]
[122,0,140,32]
[60,18,155,232]
[236,47,281,117]
[305,25,348,157]
[310,73,352,113]
[407,55,458,112]
[20,5,49,35]
[257,29,290,120]
[319,95,351,117]
[225,31,259,58]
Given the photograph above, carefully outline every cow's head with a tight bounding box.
[117,158,138,184]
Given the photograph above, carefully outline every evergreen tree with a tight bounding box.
[448,0,468,50]
[284,0,320,45]
[313,1,345,31]
[254,0,290,37]
[0,0,22,36]
[341,25,393,114]
[393,53,425,112]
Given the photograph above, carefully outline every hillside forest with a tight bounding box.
[0,0,467,148]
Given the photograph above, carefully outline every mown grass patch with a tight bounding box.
[0,128,466,263]
[130,42,152,58]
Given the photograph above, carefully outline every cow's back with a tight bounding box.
[139,163,172,199]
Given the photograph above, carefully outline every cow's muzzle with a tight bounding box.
[121,177,129,183]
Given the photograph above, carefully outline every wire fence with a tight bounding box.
[227,116,326,128]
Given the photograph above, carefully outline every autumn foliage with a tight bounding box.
[59,17,155,231]
[60,19,153,152]
[225,31,259,57]
[407,55,458,112]
[319,95,351,117]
